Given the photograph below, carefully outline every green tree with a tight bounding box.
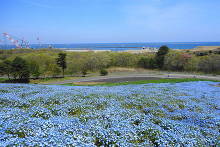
[56,53,67,77]
[45,64,61,77]
[29,61,41,79]
[11,57,30,83]
[156,46,170,69]
[0,62,6,76]
[0,60,12,79]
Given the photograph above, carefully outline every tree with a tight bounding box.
[0,60,12,79]
[155,46,170,69]
[56,53,67,77]
[0,62,6,76]
[11,57,30,83]
[29,61,41,79]
[45,64,61,77]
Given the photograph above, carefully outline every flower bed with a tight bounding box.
[0,81,219,146]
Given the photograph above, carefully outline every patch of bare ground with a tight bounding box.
[77,77,164,84]
[107,67,160,74]
[73,82,106,85]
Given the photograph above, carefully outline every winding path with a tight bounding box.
[45,73,220,85]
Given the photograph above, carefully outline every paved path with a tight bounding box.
[44,73,220,85]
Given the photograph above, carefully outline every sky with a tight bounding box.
[1,0,220,43]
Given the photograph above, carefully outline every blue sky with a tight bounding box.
[1,0,220,43]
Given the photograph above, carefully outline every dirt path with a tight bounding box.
[44,73,220,85]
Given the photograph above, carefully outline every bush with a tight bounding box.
[100,69,108,76]
[164,52,192,71]
[184,56,199,72]
[111,52,139,67]
[138,57,156,69]
[81,69,87,77]
[196,52,208,56]
[198,55,220,73]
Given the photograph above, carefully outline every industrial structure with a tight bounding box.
[1,33,30,49]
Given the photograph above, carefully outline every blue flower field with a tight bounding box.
[0,81,219,146]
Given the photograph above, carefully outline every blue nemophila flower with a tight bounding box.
[0,81,219,146]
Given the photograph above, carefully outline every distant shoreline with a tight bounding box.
[63,46,220,54]
[1,42,220,50]
[1,46,220,54]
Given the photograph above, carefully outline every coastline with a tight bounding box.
[64,46,220,53]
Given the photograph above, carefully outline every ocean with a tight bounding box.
[1,42,220,51]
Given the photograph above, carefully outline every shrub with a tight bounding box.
[198,55,220,74]
[184,56,199,72]
[164,52,192,71]
[196,52,208,56]
[100,69,108,76]
[111,52,138,67]
[81,69,87,77]
[138,57,156,69]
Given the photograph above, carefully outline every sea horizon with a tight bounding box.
[1,42,220,51]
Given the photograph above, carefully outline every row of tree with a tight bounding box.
[0,53,66,83]
[138,46,220,74]
[0,46,219,83]
[0,57,30,82]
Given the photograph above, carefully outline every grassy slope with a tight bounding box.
[62,78,220,86]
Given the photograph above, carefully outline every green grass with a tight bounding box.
[0,78,7,83]
[62,78,219,86]
[30,77,83,84]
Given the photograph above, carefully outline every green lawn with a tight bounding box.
[30,77,83,84]
[62,78,219,86]
[0,77,83,84]
[0,78,8,83]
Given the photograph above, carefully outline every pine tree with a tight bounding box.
[56,53,67,77]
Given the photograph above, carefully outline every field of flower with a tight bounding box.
[0,81,219,146]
